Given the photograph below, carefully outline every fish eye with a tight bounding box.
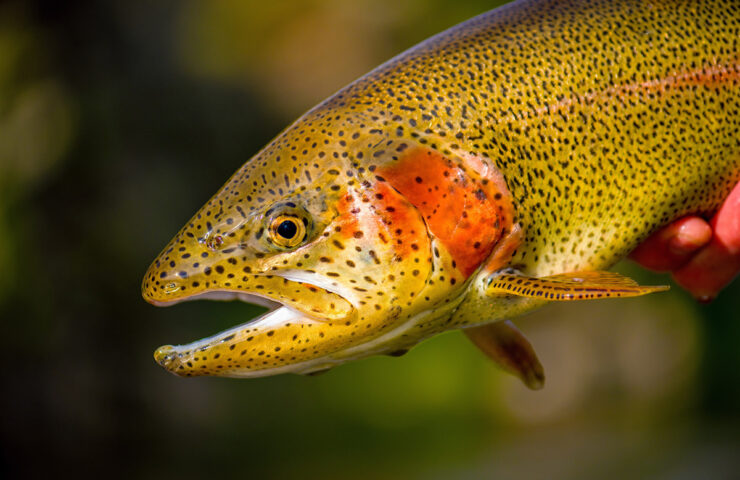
[269,214,306,248]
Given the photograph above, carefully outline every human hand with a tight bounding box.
[629,181,740,302]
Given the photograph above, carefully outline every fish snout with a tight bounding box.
[142,272,187,305]
[141,252,200,305]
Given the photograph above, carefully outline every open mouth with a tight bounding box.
[149,275,356,376]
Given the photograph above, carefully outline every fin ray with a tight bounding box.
[486,270,668,301]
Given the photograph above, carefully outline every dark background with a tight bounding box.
[1,1,739,478]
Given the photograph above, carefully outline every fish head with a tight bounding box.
[142,115,457,377]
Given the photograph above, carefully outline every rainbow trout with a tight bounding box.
[142,0,740,388]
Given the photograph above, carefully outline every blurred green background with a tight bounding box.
[1,1,739,478]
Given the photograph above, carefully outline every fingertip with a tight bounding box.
[673,239,740,301]
[631,216,710,271]
[712,181,740,253]
[668,217,712,255]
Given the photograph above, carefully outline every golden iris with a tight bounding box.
[270,215,305,248]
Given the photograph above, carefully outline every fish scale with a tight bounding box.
[143,0,740,386]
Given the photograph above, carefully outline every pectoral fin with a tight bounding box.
[464,320,545,390]
[486,270,669,301]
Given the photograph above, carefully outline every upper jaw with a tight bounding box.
[145,290,282,309]
[142,273,355,322]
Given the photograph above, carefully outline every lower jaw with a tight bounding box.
[154,304,319,374]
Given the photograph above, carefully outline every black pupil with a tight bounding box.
[277,220,298,239]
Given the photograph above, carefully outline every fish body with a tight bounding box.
[143,0,740,384]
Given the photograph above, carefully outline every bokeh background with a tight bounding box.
[1,1,739,478]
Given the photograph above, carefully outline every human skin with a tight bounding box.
[630,181,740,302]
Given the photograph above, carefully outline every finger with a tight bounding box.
[674,181,740,301]
[629,216,712,272]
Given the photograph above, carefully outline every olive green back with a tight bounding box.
[316,0,740,275]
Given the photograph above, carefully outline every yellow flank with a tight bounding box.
[142,0,740,382]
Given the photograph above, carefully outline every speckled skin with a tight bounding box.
[143,0,740,378]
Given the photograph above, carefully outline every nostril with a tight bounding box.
[205,234,224,250]
[163,282,181,294]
